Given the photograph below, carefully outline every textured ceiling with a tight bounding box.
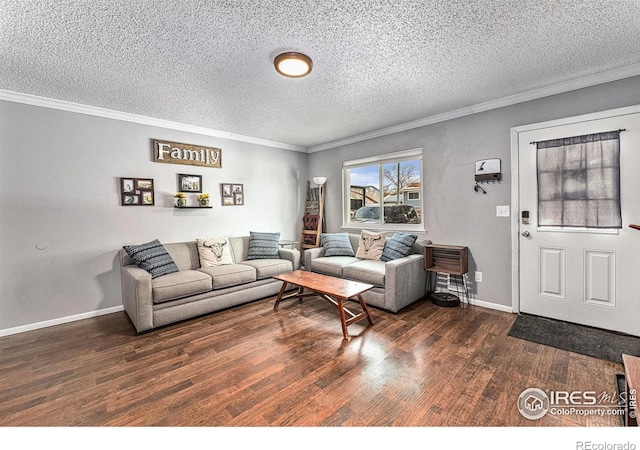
[2,0,640,151]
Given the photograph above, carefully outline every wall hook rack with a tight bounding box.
[475,158,502,184]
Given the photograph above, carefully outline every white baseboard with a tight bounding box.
[0,298,512,338]
[466,297,514,314]
[0,305,124,337]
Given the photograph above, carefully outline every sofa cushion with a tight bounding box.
[320,233,355,257]
[152,270,212,303]
[343,260,386,287]
[311,256,360,277]
[240,259,293,280]
[123,239,179,278]
[197,237,234,266]
[198,264,256,289]
[381,232,418,262]
[355,230,385,260]
[247,231,281,260]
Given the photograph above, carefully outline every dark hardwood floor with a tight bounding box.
[0,295,624,427]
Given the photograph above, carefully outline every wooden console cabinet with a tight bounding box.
[424,244,468,276]
[424,244,469,307]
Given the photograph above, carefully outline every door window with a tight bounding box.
[536,130,622,229]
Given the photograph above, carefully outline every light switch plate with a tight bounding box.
[496,205,510,217]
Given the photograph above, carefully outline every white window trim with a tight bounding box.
[341,148,425,232]
[537,226,619,235]
[342,148,423,168]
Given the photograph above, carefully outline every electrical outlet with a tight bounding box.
[475,271,482,282]
[496,205,510,217]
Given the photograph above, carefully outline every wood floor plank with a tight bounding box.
[0,297,626,427]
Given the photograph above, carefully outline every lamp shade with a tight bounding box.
[312,177,327,186]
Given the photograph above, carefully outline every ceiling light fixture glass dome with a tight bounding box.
[274,52,313,78]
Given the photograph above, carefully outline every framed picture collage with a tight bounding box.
[120,178,155,206]
[220,183,244,206]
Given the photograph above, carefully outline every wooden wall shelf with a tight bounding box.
[174,206,212,209]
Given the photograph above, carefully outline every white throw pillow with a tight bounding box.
[197,237,234,266]
[355,230,385,261]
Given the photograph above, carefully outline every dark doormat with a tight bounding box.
[508,314,640,364]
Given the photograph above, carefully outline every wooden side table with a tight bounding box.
[424,244,469,308]
[622,354,639,426]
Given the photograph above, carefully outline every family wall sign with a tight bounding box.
[153,139,222,168]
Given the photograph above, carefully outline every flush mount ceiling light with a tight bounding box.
[274,52,313,78]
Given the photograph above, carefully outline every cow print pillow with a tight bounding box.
[197,237,234,266]
[355,230,386,261]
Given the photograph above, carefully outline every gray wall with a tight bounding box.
[2,76,638,333]
[308,76,640,309]
[0,101,308,332]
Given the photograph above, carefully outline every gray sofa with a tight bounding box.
[120,236,300,333]
[304,233,430,313]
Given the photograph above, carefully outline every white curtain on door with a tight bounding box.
[536,130,622,228]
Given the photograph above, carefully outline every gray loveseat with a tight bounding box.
[120,236,300,332]
[304,233,430,313]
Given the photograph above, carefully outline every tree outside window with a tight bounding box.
[344,152,422,229]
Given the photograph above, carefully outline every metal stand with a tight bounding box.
[427,273,469,308]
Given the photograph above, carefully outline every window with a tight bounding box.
[536,131,621,229]
[343,148,423,230]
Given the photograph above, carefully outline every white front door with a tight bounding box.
[516,107,640,337]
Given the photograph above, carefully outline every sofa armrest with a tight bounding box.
[383,254,427,312]
[121,265,154,333]
[303,247,325,270]
[278,248,301,270]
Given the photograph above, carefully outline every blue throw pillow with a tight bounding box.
[247,231,281,260]
[321,233,355,257]
[381,232,418,262]
[123,239,179,278]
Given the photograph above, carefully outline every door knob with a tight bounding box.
[522,231,531,237]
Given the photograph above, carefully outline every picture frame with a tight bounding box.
[121,178,135,193]
[122,194,140,206]
[120,177,155,206]
[141,191,154,205]
[179,174,202,193]
[136,178,154,191]
[221,183,244,206]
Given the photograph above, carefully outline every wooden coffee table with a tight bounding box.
[273,270,374,339]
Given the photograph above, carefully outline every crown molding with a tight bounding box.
[3,64,639,155]
[0,90,308,153]
[308,64,640,153]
